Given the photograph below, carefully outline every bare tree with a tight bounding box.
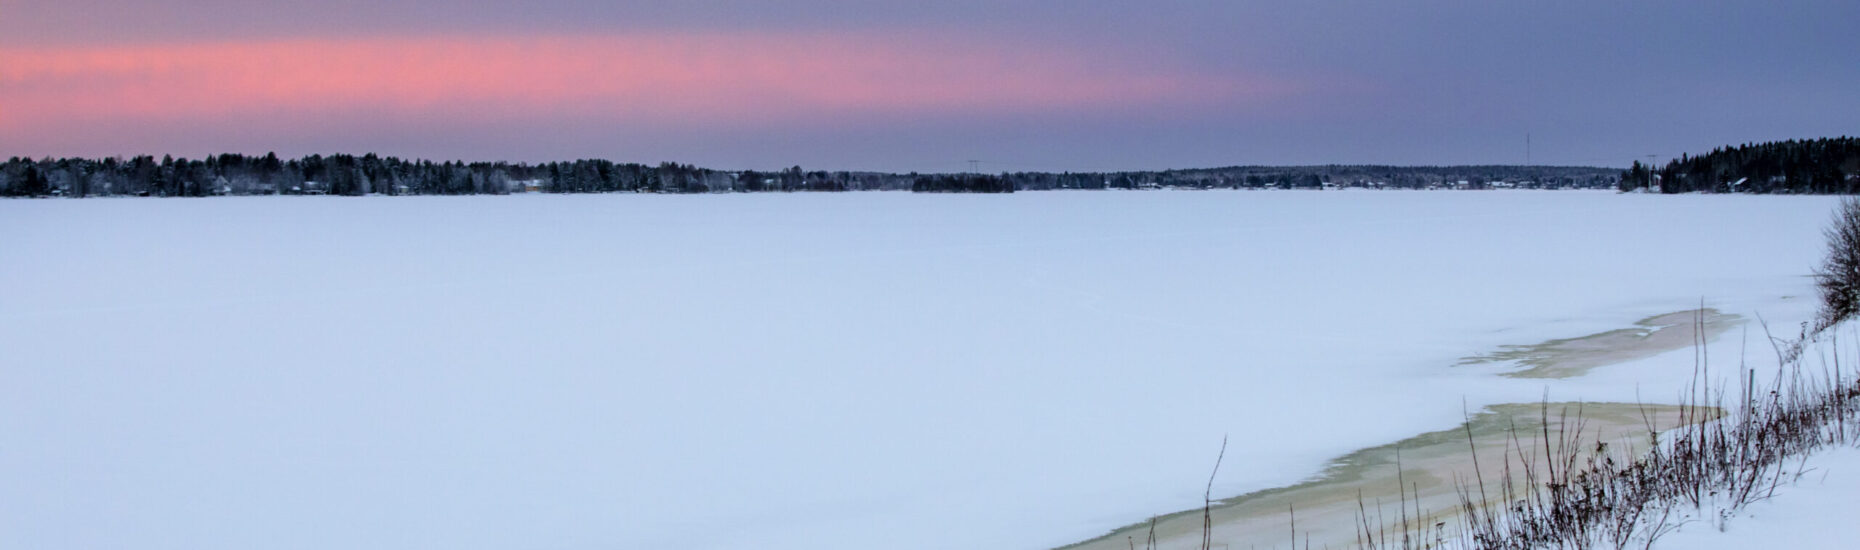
[1816,198,1860,330]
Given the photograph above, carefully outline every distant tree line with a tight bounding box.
[995,165,1619,191]
[0,153,1621,198]
[0,154,931,197]
[912,174,1013,193]
[1618,137,1860,194]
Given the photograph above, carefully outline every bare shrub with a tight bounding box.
[1816,198,1860,332]
[1333,314,1860,550]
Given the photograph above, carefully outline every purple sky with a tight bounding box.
[2,0,1855,171]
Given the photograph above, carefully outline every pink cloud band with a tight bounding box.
[0,32,1290,132]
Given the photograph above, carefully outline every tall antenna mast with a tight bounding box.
[1526,133,1531,165]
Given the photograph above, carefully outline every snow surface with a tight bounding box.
[1654,446,1860,550]
[0,191,1842,550]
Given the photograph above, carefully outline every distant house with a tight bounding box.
[508,179,544,193]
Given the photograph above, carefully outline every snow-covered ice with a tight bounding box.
[0,191,1841,550]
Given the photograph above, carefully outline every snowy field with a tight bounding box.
[0,191,1842,550]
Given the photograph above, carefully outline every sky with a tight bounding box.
[1,1,1856,172]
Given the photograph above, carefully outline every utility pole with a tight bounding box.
[1524,132,1535,188]
[1645,154,1661,191]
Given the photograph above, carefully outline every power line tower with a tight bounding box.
[967,160,980,174]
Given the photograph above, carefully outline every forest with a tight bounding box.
[0,153,1622,198]
[1619,137,1860,194]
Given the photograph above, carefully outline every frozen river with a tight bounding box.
[0,191,1838,550]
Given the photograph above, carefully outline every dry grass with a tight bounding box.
[1353,316,1860,550]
